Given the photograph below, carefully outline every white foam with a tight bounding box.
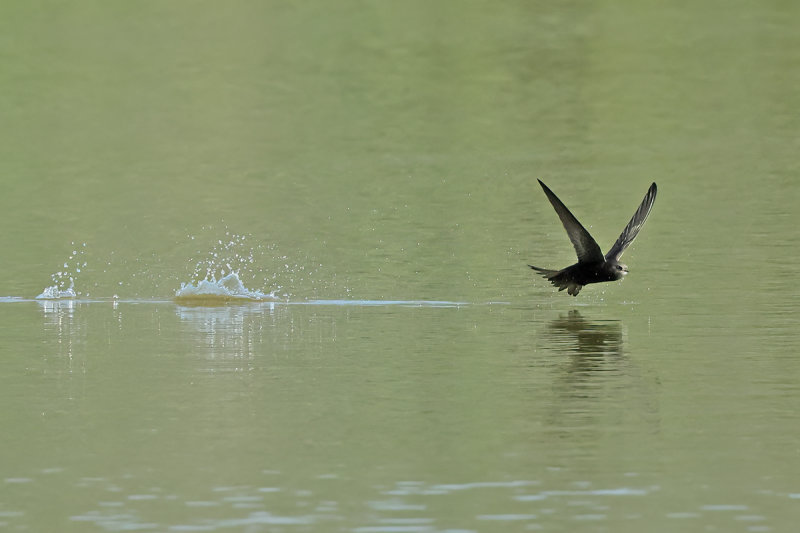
[175,273,277,302]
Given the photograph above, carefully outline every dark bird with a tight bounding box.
[530,180,657,296]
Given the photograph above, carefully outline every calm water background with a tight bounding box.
[1,1,799,532]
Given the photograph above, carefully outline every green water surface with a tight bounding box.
[1,1,799,532]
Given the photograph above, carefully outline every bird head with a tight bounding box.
[607,261,628,280]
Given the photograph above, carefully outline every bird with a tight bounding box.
[529,180,657,296]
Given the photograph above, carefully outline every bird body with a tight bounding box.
[530,180,657,296]
[530,261,624,296]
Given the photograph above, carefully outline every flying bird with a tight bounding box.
[529,180,657,296]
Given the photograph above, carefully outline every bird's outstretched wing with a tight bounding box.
[605,182,657,261]
[538,180,604,264]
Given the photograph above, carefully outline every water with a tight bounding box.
[2,1,800,532]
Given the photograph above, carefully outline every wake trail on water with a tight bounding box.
[23,230,493,307]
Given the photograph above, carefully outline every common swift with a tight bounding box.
[529,180,657,296]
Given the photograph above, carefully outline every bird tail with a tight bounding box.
[528,265,559,277]
[528,265,583,296]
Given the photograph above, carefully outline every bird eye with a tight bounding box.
[616,265,623,270]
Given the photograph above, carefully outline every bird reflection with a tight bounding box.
[532,311,663,437]
[543,310,624,376]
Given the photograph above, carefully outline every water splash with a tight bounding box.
[36,243,87,299]
[182,227,325,300]
[177,230,278,302]
[175,272,277,303]
[30,228,323,301]
[176,229,310,303]
[36,279,77,300]
[189,232,258,283]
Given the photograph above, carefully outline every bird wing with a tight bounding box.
[605,182,657,261]
[538,180,604,264]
